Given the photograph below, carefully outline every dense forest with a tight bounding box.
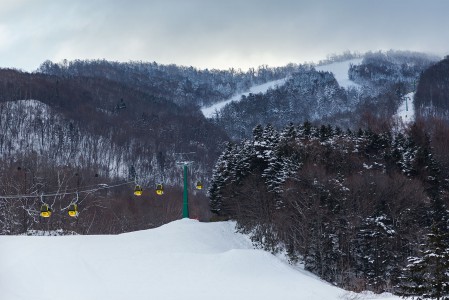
[0,67,228,234]
[213,66,349,139]
[0,68,226,178]
[415,56,449,119]
[208,120,449,296]
[348,50,437,92]
[37,59,299,108]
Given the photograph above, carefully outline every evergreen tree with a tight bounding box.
[231,139,255,185]
[355,214,396,292]
[262,123,299,207]
[209,143,235,214]
[398,222,449,300]
[252,124,264,143]
[302,120,312,137]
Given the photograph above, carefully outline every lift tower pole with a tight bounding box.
[176,152,195,219]
[182,163,189,218]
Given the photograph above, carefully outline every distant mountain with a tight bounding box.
[0,69,227,181]
[210,51,438,140]
[37,59,296,108]
[348,50,438,91]
[213,65,349,139]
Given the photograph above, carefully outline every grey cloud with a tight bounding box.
[1,0,448,71]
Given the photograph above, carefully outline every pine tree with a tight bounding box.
[231,139,255,184]
[398,222,449,300]
[355,214,396,292]
[209,142,235,214]
[262,124,295,193]
[252,124,264,143]
[302,120,312,137]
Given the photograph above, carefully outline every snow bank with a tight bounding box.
[0,219,401,300]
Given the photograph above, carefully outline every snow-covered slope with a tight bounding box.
[316,58,363,89]
[201,78,288,118]
[0,219,400,300]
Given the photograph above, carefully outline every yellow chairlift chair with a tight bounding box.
[134,185,143,196]
[196,181,203,190]
[40,204,52,218]
[68,204,79,217]
[156,184,164,195]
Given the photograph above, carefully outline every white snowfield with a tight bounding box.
[201,77,289,118]
[315,58,363,89]
[0,219,401,300]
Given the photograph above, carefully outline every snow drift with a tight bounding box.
[0,219,400,300]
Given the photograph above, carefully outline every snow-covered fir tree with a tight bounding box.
[398,222,449,300]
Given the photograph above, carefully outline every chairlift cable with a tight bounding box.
[0,180,134,200]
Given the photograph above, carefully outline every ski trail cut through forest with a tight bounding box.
[201,58,363,119]
[315,58,363,89]
[201,77,289,118]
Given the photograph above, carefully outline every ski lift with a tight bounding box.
[68,204,79,217]
[40,204,52,218]
[196,181,203,190]
[156,184,164,195]
[134,185,143,196]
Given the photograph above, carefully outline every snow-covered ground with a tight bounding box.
[316,58,363,89]
[201,77,288,118]
[0,219,401,300]
[395,92,415,124]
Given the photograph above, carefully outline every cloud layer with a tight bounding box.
[1,0,448,71]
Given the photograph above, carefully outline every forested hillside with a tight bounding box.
[415,56,449,119]
[348,50,436,92]
[212,51,438,140]
[213,66,349,139]
[37,59,297,107]
[209,121,449,295]
[0,68,227,234]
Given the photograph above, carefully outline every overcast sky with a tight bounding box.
[0,0,448,72]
